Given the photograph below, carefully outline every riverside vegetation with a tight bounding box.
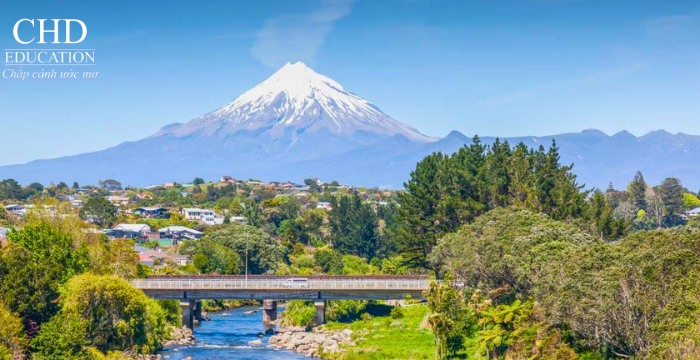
[1,137,700,359]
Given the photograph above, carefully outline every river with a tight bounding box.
[159,306,308,360]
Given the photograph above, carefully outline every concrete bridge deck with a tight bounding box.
[132,276,432,329]
[132,275,430,300]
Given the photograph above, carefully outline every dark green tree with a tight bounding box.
[204,224,286,274]
[98,179,122,191]
[587,189,628,240]
[313,247,344,274]
[0,179,22,201]
[22,183,44,200]
[185,239,240,274]
[396,138,586,274]
[657,177,685,227]
[79,196,117,227]
[0,221,89,333]
[395,152,446,271]
[627,171,648,212]
[329,193,379,260]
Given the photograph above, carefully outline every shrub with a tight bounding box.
[60,274,168,354]
[390,306,404,319]
[0,303,27,360]
[360,313,372,322]
[282,301,316,327]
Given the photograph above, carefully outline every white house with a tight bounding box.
[4,204,26,216]
[316,202,333,211]
[230,216,247,224]
[69,199,83,207]
[180,208,216,220]
[687,207,700,217]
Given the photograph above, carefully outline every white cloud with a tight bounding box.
[251,0,354,68]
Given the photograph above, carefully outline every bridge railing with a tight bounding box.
[131,278,431,291]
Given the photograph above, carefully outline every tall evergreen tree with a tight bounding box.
[482,138,511,208]
[627,171,648,212]
[657,177,685,227]
[396,138,588,273]
[507,143,534,207]
[395,152,446,271]
[329,193,379,260]
[587,189,627,240]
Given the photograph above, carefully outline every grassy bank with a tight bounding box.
[323,304,435,360]
[201,299,259,312]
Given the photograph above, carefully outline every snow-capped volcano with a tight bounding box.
[155,61,434,142]
[6,62,700,190]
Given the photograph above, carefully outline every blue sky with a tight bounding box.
[0,0,699,166]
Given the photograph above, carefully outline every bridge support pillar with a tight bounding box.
[263,300,277,325]
[180,300,195,330]
[315,300,326,325]
[193,301,203,322]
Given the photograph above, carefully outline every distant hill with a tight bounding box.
[1,63,698,190]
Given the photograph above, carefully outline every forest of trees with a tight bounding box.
[1,136,700,359]
[0,217,175,359]
[398,138,700,359]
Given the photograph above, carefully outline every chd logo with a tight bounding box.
[13,19,87,44]
[4,18,99,81]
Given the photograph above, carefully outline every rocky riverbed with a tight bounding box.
[139,326,195,359]
[268,326,362,358]
[164,326,196,347]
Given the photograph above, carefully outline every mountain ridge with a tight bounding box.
[1,63,699,190]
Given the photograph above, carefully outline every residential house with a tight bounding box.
[245,180,266,188]
[106,223,152,239]
[202,215,225,225]
[144,231,161,240]
[134,207,169,219]
[230,216,247,224]
[172,255,189,266]
[4,204,26,216]
[69,199,83,207]
[316,202,333,211]
[107,196,130,206]
[138,253,155,266]
[136,193,154,200]
[136,248,189,267]
[180,207,215,220]
[159,226,204,240]
[687,207,700,217]
[157,238,175,247]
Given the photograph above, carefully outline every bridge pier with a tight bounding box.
[180,300,195,330]
[315,300,326,325]
[193,301,203,322]
[262,300,277,325]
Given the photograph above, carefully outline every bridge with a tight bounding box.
[132,275,431,329]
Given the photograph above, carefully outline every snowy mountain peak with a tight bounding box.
[156,62,434,142]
